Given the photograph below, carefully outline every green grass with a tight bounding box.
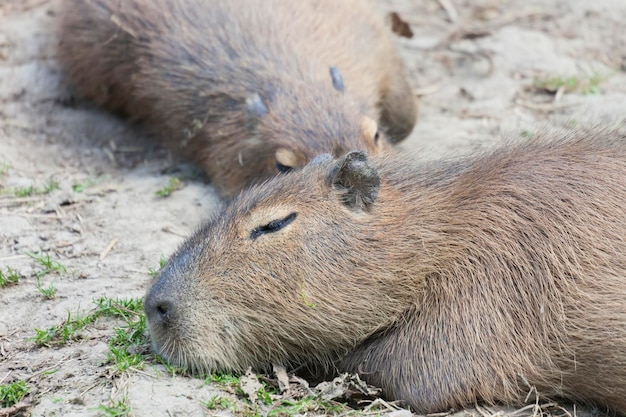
[533,73,605,95]
[12,179,59,197]
[26,251,67,278]
[201,393,353,417]
[203,373,243,393]
[148,255,168,278]
[72,178,97,193]
[0,163,10,176]
[95,400,132,417]
[155,176,183,198]
[200,374,355,417]
[13,185,35,197]
[106,311,148,372]
[203,395,238,411]
[0,380,29,408]
[32,310,98,347]
[27,251,65,298]
[268,397,346,416]
[35,276,56,299]
[32,297,150,377]
[0,266,20,287]
[32,297,146,350]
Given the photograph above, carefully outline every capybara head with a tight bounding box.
[144,151,408,372]
[206,72,391,196]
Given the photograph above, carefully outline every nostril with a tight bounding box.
[145,296,175,325]
[156,301,171,317]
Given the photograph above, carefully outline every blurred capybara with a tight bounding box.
[57,0,418,197]
[145,128,626,413]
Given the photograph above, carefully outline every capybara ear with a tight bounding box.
[329,65,345,92]
[245,93,269,123]
[360,116,380,147]
[328,151,380,211]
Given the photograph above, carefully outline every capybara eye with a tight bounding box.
[250,212,297,240]
[276,163,293,174]
[374,130,380,146]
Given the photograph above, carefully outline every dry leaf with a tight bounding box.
[272,363,290,393]
[239,367,263,404]
[388,12,413,38]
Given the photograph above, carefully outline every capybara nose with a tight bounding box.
[145,294,175,327]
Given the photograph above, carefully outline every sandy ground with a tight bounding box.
[0,0,625,416]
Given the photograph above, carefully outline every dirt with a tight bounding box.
[0,0,624,416]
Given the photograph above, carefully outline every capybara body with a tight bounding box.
[145,128,626,413]
[58,0,418,196]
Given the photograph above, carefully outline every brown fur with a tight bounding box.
[144,128,626,414]
[57,0,418,197]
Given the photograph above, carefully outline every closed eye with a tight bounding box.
[276,162,293,174]
[250,212,297,240]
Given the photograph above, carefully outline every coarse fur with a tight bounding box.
[145,127,626,414]
[57,0,418,197]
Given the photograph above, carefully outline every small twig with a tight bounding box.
[16,213,67,220]
[99,239,118,260]
[490,9,545,30]
[25,362,64,382]
[0,401,31,417]
[0,196,42,206]
[515,98,580,112]
[79,381,102,397]
[460,110,501,120]
[161,225,188,238]
[436,0,459,23]
[554,85,566,103]
[0,255,26,262]
[362,397,398,412]
[0,371,10,385]
[415,84,441,96]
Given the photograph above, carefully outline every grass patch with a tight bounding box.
[35,276,56,299]
[203,395,238,411]
[155,176,183,198]
[32,297,147,352]
[106,311,148,372]
[72,178,97,193]
[148,255,168,278]
[201,393,353,417]
[0,266,20,287]
[0,380,29,408]
[204,373,243,390]
[95,400,132,417]
[13,185,35,197]
[26,250,67,278]
[32,309,98,347]
[0,163,10,176]
[201,374,354,417]
[268,397,350,416]
[205,373,242,384]
[26,251,65,299]
[12,179,59,197]
[533,73,605,95]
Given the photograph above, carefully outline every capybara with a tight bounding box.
[57,0,418,197]
[145,128,626,413]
